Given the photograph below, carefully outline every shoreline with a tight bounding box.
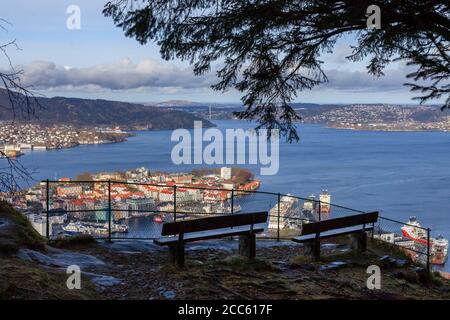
[325,124,450,133]
[0,135,134,159]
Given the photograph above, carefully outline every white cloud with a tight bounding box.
[320,65,416,92]
[11,58,417,95]
[16,58,216,91]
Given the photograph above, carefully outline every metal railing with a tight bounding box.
[41,179,432,272]
[375,215,431,272]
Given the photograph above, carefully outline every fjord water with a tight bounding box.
[5,120,450,269]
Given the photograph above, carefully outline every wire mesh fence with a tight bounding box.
[43,180,374,240]
[374,216,431,270]
[41,179,433,271]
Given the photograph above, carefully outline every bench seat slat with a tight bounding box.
[292,226,374,244]
[161,212,268,236]
[154,224,266,246]
[300,212,378,235]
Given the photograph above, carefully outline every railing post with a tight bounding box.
[230,189,235,239]
[231,189,234,215]
[372,222,375,240]
[108,179,112,242]
[46,179,50,240]
[173,185,177,222]
[318,200,321,221]
[427,228,431,274]
[277,193,281,241]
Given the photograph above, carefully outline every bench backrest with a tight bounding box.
[161,211,268,236]
[300,211,378,236]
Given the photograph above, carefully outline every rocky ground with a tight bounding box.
[1,201,450,300]
[3,238,450,300]
[62,240,450,300]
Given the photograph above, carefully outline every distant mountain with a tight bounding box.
[153,100,241,108]
[0,89,213,130]
[154,100,203,107]
[164,101,449,123]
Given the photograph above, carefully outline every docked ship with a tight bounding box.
[202,202,242,214]
[62,222,88,235]
[62,221,128,236]
[432,235,449,265]
[401,216,429,245]
[319,190,331,215]
[401,216,448,265]
[268,195,300,229]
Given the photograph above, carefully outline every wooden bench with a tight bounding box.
[154,211,268,267]
[292,211,378,260]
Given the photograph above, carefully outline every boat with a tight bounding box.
[401,216,429,245]
[319,190,331,214]
[432,234,449,265]
[153,215,164,224]
[111,223,129,233]
[202,202,241,214]
[268,194,300,229]
[401,217,449,265]
[62,221,88,235]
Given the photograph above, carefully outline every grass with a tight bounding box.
[213,255,278,272]
[0,201,46,254]
[0,201,101,300]
[0,258,98,300]
[368,238,412,260]
[52,234,96,249]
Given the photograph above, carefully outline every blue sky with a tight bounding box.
[0,0,436,104]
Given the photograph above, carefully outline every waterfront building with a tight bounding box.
[56,185,83,197]
[220,167,232,180]
[94,202,110,222]
[28,215,48,237]
[171,174,193,184]
[159,190,174,202]
[126,198,155,214]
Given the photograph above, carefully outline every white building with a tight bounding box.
[20,143,32,149]
[220,167,232,180]
[27,214,50,237]
[5,145,20,152]
[374,232,395,243]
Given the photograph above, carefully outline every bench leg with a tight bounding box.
[313,238,320,261]
[351,232,367,252]
[302,241,320,261]
[168,243,185,268]
[239,233,256,259]
[313,233,321,261]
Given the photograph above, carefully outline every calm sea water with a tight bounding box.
[3,120,449,270]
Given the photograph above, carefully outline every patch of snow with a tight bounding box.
[17,248,105,268]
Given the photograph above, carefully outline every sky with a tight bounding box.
[0,0,439,104]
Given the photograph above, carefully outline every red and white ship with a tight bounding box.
[401,216,448,265]
[401,216,429,245]
[319,190,331,215]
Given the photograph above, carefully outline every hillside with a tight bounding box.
[0,89,213,130]
[159,101,449,124]
[1,201,450,300]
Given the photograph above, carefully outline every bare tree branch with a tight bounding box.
[0,19,42,192]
